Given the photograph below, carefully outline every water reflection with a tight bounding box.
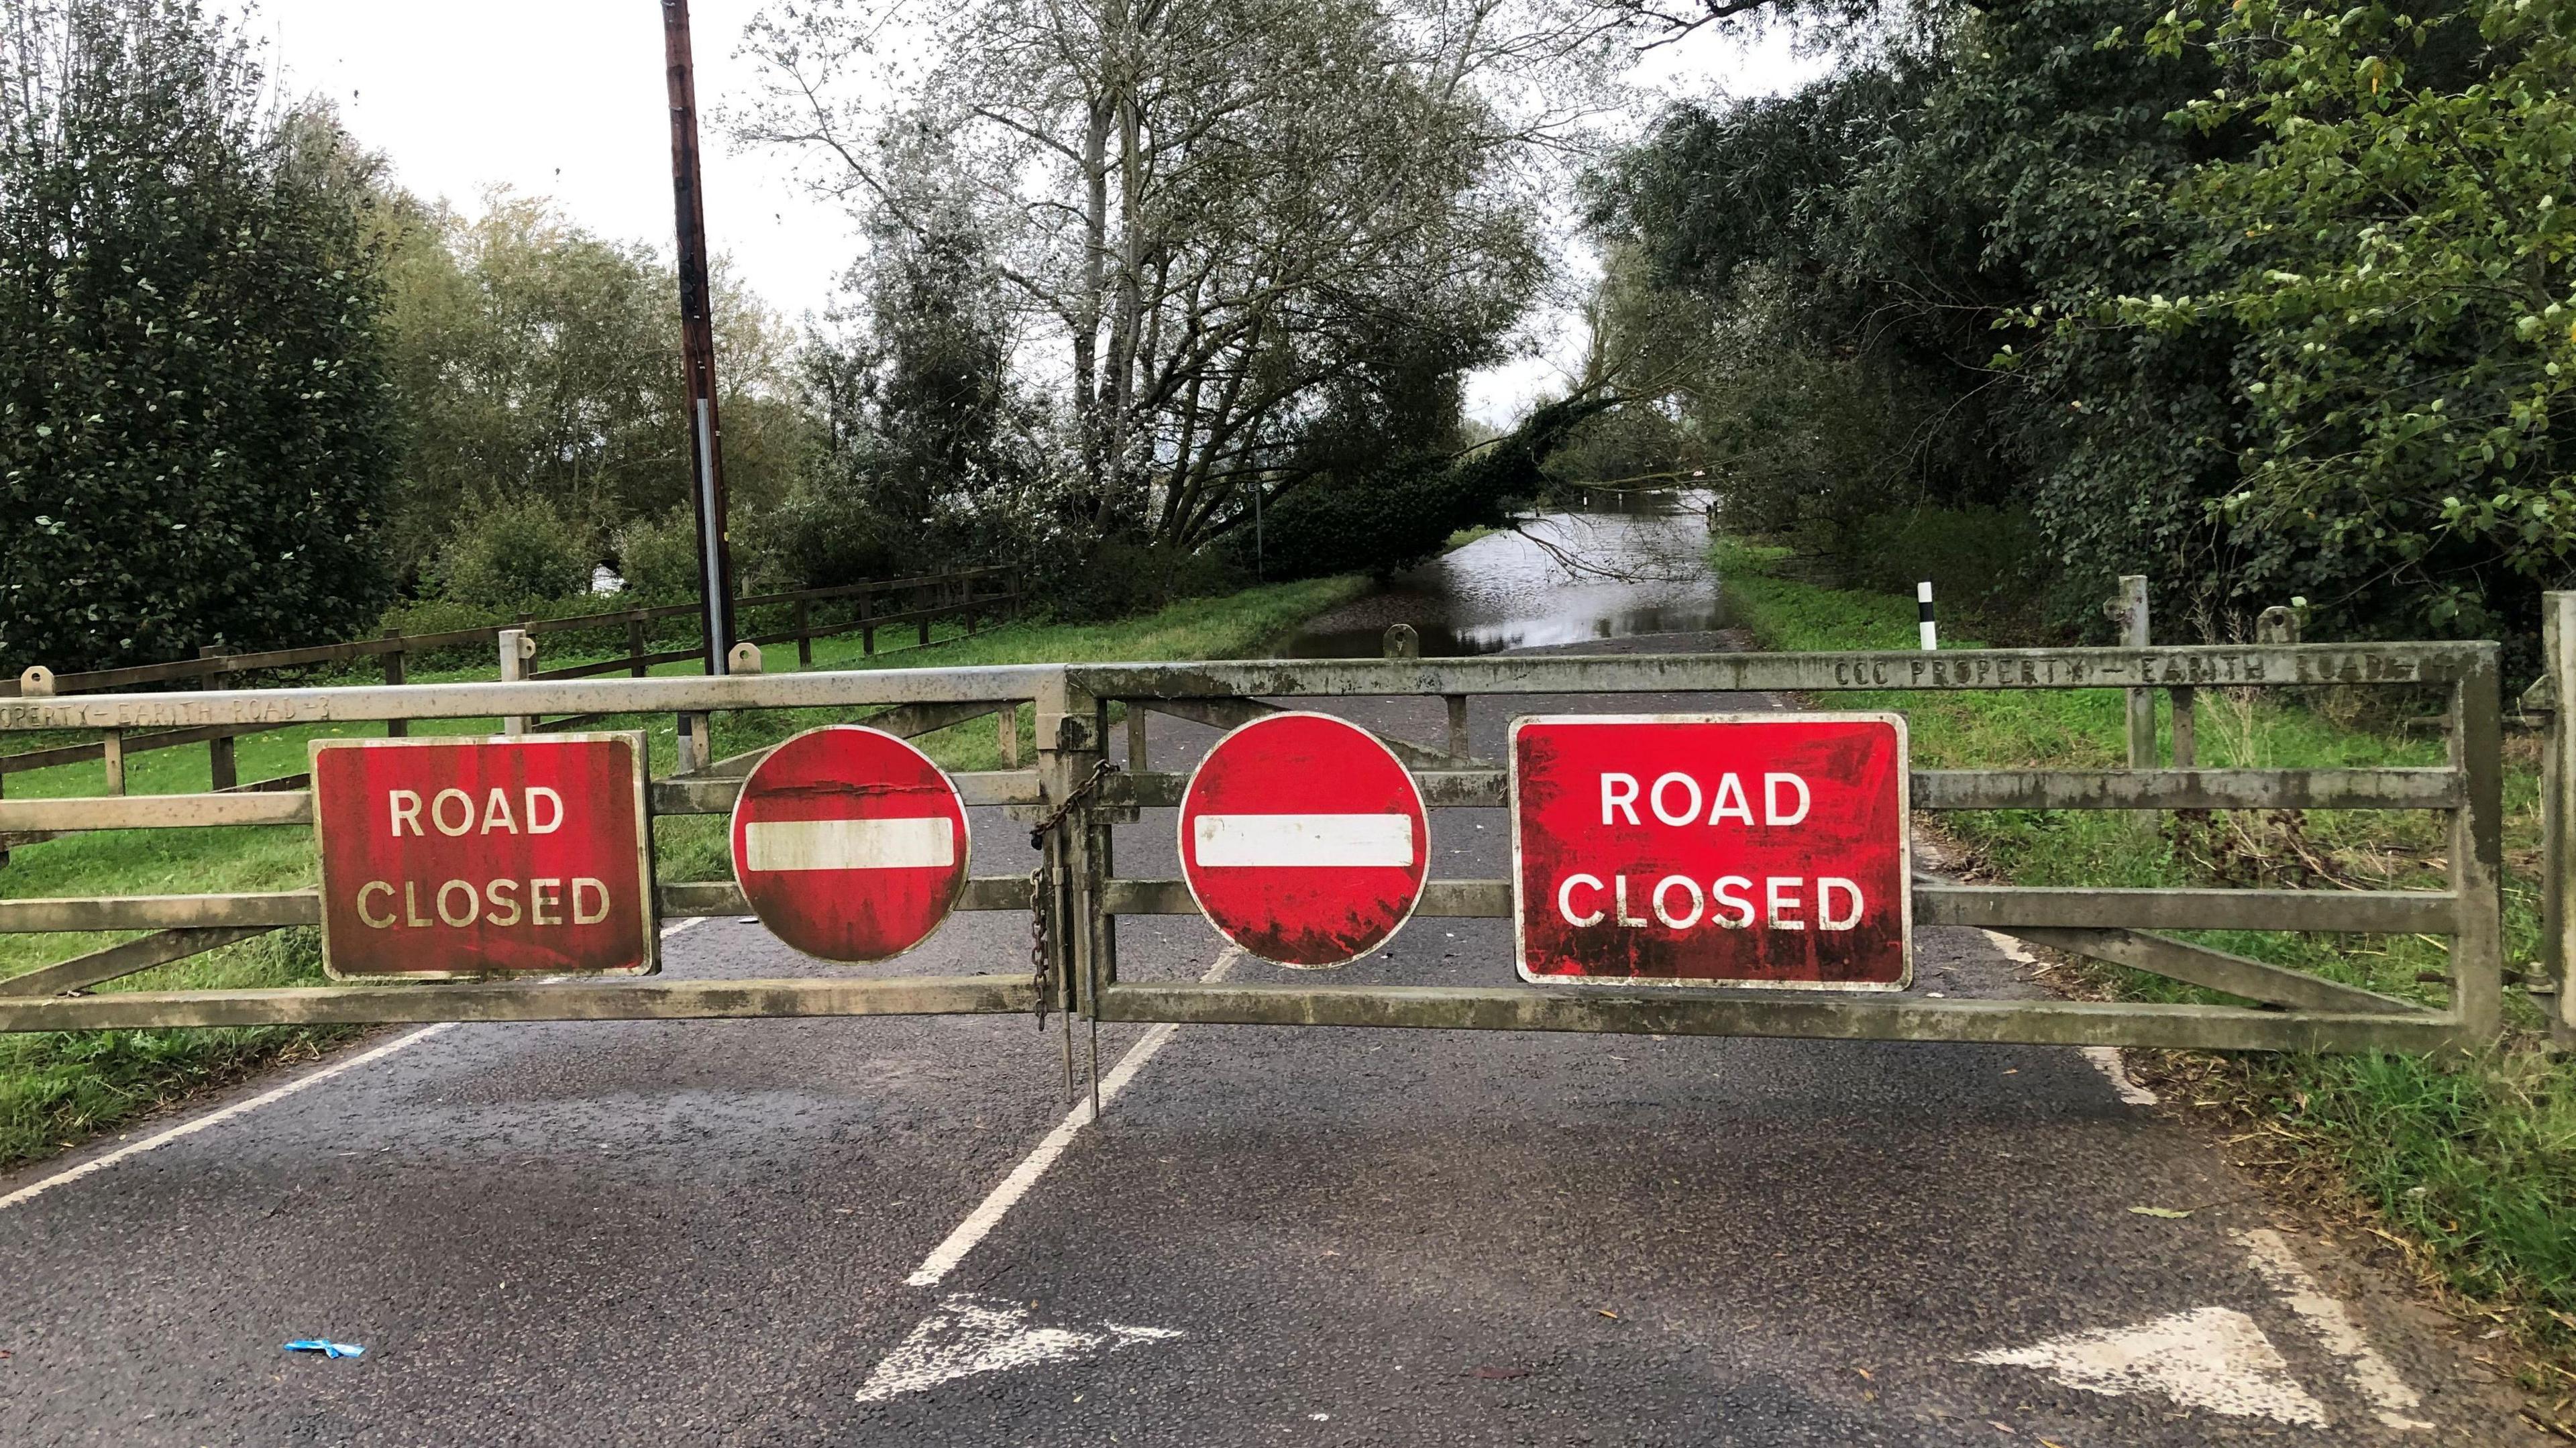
[1278,490,1724,659]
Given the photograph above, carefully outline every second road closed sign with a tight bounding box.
[1509,714,1911,989]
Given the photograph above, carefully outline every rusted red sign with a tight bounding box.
[1178,712,1429,966]
[1510,714,1911,989]
[311,734,656,980]
[730,725,971,962]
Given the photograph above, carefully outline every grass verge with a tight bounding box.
[1718,537,2576,1388]
[0,575,1370,1171]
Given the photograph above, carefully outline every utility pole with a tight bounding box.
[663,0,735,675]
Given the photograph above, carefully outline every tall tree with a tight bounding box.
[739,0,1598,571]
[0,0,396,669]
[379,192,800,589]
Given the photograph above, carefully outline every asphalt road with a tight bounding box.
[0,630,2540,1446]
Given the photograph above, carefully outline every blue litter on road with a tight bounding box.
[281,1339,364,1359]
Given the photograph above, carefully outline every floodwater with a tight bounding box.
[1277,490,1725,659]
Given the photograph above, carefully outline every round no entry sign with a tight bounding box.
[731,725,971,962]
[1177,712,1429,967]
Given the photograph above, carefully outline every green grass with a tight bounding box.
[0,574,1370,1169]
[1717,537,2576,1373]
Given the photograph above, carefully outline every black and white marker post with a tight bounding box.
[1917,581,1937,650]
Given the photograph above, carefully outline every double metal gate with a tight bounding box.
[0,639,2507,1054]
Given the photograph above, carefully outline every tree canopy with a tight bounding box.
[0,0,397,669]
[1589,0,2575,642]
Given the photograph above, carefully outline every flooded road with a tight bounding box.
[1277,491,1724,657]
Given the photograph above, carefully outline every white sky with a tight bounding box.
[219,1,1829,427]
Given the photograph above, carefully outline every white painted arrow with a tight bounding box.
[1966,1306,2328,1426]
[855,1294,1182,1404]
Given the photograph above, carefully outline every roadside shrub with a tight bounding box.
[434,495,594,610]
[612,506,704,602]
[734,482,900,592]
[1839,506,2065,642]
[0,0,397,671]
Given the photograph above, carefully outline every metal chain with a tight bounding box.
[1026,758,1119,1029]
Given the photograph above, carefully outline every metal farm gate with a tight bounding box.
[0,638,2509,1056]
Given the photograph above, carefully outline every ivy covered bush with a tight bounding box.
[0,0,397,671]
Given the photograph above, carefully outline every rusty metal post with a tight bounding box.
[2542,592,2576,1050]
[663,0,737,677]
[200,646,236,791]
[382,631,409,736]
[1036,668,1107,1114]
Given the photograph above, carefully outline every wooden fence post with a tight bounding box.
[2540,591,2576,1050]
[383,630,408,737]
[498,628,535,736]
[860,591,875,656]
[918,583,932,648]
[794,597,812,667]
[2115,576,2155,768]
[199,645,237,790]
[676,713,712,775]
[998,704,1021,769]
[628,612,649,678]
[101,729,125,796]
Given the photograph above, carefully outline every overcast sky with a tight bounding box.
[217,1,1829,425]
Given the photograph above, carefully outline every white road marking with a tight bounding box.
[855,1293,1181,1403]
[0,1023,458,1212]
[2237,1229,2432,1429]
[1980,928,2159,1105]
[743,816,954,872]
[2082,1048,2160,1105]
[1,911,716,1213]
[1191,814,1414,868]
[1967,1306,2327,1425]
[1980,930,2039,965]
[904,946,1244,1288]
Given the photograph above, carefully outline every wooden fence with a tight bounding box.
[0,566,1020,810]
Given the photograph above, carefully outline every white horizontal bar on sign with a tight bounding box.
[1192,814,1415,869]
[743,817,955,873]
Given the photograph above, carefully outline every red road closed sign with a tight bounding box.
[1178,712,1430,967]
[1510,714,1911,989]
[731,725,971,962]
[311,734,656,980]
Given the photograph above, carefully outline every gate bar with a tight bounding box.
[1093,983,2455,1053]
[0,975,1036,1032]
[1098,879,2458,934]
